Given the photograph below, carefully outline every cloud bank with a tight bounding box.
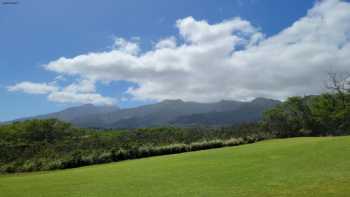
[8,0,350,104]
[8,80,115,105]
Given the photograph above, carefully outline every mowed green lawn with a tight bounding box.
[1,137,350,197]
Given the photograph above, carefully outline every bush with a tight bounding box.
[18,160,36,172]
[96,151,113,163]
[223,138,242,146]
[114,149,128,161]
[190,140,223,151]
[0,164,16,173]
[45,160,64,170]
[137,146,152,158]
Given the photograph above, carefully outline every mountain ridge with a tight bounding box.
[12,98,281,128]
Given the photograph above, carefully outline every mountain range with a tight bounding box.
[14,98,280,128]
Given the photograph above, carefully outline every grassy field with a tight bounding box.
[0,136,350,197]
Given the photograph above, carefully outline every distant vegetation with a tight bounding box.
[0,120,269,173]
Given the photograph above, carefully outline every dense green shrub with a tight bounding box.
[263,93,350,137]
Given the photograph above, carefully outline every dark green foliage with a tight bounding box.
[263,93,350,137]
[0,119,266,173]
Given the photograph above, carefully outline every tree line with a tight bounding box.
[0,120,269,173]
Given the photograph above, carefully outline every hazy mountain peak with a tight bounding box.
[218,99,241,103]
[81,103,95,107]
[160,99,184,104]
[251,97,280,104]
[80,103,119,108]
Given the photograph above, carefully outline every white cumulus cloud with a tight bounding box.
[8,80,115,105]
[48,91,115,105]
[113,37,140,55]
[155,37,177,49]
[7,82,58,94]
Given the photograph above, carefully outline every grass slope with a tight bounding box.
[1,136,350,197]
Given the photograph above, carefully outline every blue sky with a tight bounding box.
[1,0,350,121]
